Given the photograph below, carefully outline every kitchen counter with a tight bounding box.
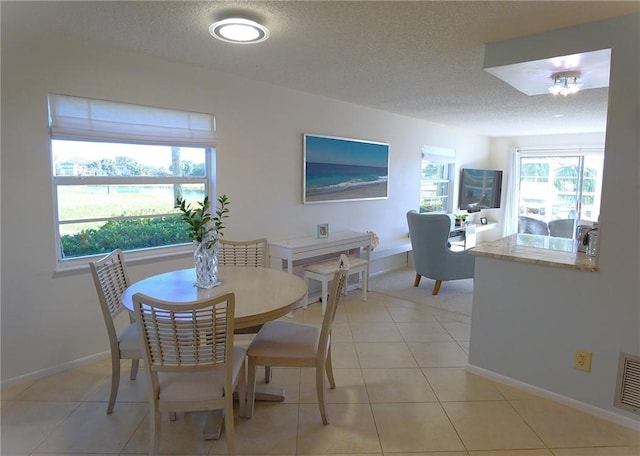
[470,233,598,272]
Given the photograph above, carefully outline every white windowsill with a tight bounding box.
[52,245,193,277]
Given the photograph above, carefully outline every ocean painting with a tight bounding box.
[303,134,389,203]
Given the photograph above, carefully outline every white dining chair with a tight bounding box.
[89,249,142,414]
[133,291,246,456]
[246,257,349,424]
[219,238,268,268]
[219,237,272,379]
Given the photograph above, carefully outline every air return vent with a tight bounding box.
[614,352,640,415]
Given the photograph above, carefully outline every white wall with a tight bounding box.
[0,24,491,383]
[469,14,640,423]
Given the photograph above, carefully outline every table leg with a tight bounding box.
[202,385,285,440]
[252,385,285,402]
[203,410,223,440]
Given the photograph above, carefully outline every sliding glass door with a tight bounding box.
[516,150,603,238]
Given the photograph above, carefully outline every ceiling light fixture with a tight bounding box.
[548,71,582,96]
[209,18,270,44]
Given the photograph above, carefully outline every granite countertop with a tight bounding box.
[470,234,598,272]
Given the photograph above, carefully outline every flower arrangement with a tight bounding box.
[175,194,230,247]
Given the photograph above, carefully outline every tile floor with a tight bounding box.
[2,286,639,455]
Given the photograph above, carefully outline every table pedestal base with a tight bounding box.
[202,385,285,440]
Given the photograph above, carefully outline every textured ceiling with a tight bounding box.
[4,1,639,137]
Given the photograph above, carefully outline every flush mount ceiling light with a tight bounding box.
[209,18,270,44]
[548,71,582,96]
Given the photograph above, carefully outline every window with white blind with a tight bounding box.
[48,94,217,266]
[419,145,456,213]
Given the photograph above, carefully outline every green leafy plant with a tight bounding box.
[175,194,230,246]
[455,213,468,221]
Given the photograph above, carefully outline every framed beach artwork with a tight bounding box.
[303,134,389,203]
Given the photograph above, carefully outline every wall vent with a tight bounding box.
[614,352,640,415]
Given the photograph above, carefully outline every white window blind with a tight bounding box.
[48,94,216,146]
[421,145,456,163]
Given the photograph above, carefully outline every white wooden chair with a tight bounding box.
[304,255,367,314]
[219,238,268,337]
[133,291,246,456]
[218,237,270,381]
[219,238,268,267]
[89,249,142,414]
[246,258,349,424]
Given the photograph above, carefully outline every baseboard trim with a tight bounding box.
[1,351,110,389]
[466,364,640,431]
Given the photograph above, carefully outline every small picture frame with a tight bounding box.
[480,217,488,225]
[317,223,329,239]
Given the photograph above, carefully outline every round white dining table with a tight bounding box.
[121,265,308,440]
[121,265,308,330]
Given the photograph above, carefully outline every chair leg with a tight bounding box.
[107,354,120,414]
[316,364,329,425]
[224,390,236,456]
[361,266,368,301]
[237,362,247,418]
[149,407,160,456]
[321,277,329,315]
[325,346,336,389]
[264,366,271,384]
[303,276,310,309]
[432,280,442,295]
[413,273,422,287]
[130,358,140,380]
[246,357,257,418]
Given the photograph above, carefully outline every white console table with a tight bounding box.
[449,222,497,250]
[268,230,372,273]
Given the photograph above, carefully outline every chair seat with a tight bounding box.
[158,346,247,403]
[247,320,320,360]
[118,322,142,357]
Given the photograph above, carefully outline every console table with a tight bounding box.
[449,222,497,250]
[268,230,372,273]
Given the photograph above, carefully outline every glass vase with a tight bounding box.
[193,234,220,288]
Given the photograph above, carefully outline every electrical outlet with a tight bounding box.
[574,349,593,372]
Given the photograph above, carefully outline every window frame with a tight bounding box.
[419,160,455,213]
[419,146,456,214]
[514,148,604,231]
[48,94,217,271]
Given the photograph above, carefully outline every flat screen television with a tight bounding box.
[459,168,503,212]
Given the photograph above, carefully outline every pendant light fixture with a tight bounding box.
[548,71,582,96]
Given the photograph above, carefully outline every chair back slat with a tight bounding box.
[219,238,268,267]
[133,293,234,373]
[90,249,131,320]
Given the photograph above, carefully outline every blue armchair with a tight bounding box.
[406,211,475,295]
